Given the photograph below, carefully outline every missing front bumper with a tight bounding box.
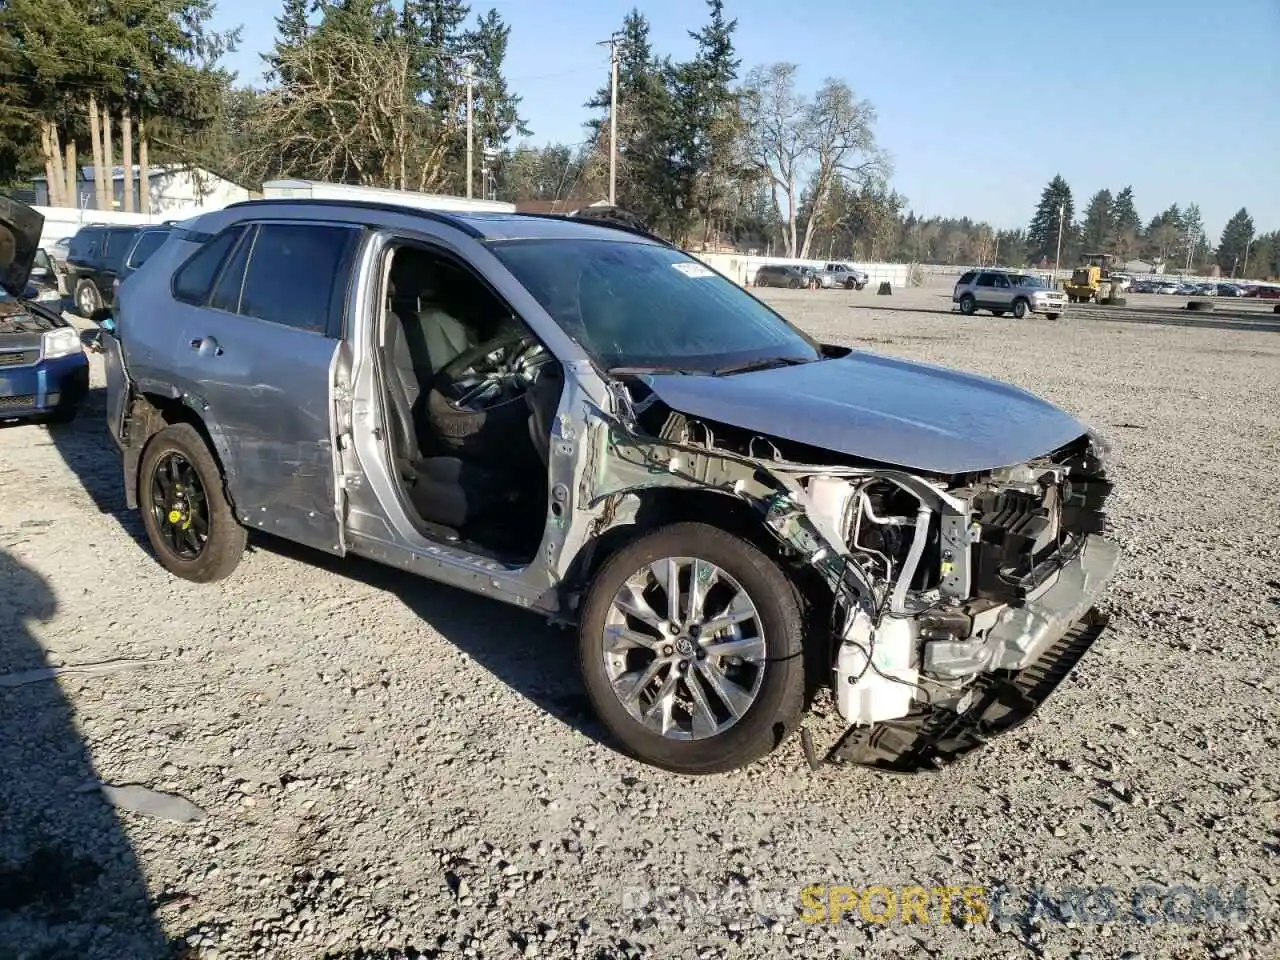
[824,607,1109,772]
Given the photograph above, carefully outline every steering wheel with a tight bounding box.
[435,329,553,413]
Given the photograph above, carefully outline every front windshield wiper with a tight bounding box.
[710,355,816,376]
[606,365,694,376]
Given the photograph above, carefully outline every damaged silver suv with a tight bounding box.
[91,195,1120,775]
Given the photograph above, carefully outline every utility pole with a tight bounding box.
[465,59,474,199]
[1053,203,1065,286]
[598,33,620,205]
[1241,236,1253,279]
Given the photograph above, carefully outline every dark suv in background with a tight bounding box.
[753,264,806,288]
[65,223,172,316]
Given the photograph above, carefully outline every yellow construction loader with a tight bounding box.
[1063,253,1118,303]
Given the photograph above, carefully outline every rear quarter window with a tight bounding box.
[172,226,247,305]
[958,270,976,284]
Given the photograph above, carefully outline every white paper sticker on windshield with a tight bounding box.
[672,261,715,278]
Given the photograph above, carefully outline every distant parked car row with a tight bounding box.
[1127,278,1268,297]
[753,262,869,290]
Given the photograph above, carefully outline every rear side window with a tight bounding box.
[103,229,136,264]
[69,229,102,258]
[173,226,246,305]
[975,273,996,287]
[208,228,254,313]
[127,230,169,268]
[236,223,359,334]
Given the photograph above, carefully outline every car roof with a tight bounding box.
[217,198,667,246]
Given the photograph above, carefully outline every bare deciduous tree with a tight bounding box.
[797,79,887,259]
[742,64,887,258]
[741,63,807,256]
[245,32,455,192]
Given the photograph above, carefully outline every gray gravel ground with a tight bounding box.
[2,289,1279,960]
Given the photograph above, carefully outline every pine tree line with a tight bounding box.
[1026,175,1275,277]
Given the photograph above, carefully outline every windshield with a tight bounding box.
[1013,274,1048,288]
[490,239,822,373]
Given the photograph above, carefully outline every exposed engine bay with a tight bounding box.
[0,300,61,335]
[583,373,1118,771]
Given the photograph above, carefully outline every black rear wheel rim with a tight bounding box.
[150,452,210,560]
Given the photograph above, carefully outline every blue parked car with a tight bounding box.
[0,196,89,423]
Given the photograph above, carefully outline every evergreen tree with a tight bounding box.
[1027,175,1074,265]
[464,8,529,152]
[672,0,743,244]
[401,0,470,110]
[1111,185,1141,237]
[265,0,311,81]
[1079,188,1114,253]
[1216,207,1254,274]
[584,10,678,232]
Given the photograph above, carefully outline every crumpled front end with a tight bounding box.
[798,433,1119,770]
[582,386,1119,772]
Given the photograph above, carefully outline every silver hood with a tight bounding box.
[639,351,1089,474]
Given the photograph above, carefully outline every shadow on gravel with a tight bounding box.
[257,537,609,748]
[44,385,148,548]
[0,548,170,957]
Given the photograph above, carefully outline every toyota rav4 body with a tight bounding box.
[91,196,1119,774]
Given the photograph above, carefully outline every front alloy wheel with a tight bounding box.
[579,523,805,774]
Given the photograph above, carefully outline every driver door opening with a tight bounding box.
[374,242,563,563]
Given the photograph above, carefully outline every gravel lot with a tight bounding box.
[2,289,1279,960]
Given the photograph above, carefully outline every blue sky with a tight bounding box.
[210,0,1279,238]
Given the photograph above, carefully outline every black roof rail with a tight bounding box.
[557,206,673,248]
[222,197,485,238]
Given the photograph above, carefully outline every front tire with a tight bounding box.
[138,424,247,582]
[1012,298,1029,319]
[578,522,805,774]
[959,294,976,315]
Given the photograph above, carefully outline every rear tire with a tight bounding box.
[578,522,806,774]
[74,279,102,318]
[138,424,247,583]
[787,278,800,289]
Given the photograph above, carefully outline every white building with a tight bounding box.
[31,165,251,214]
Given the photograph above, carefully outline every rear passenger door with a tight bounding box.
[973,272,997,307]
[171,220,362,554]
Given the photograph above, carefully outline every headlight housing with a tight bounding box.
[42,326,83,360]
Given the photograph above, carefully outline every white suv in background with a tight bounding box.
[953,269,1066,320]
[822,262,868,289]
